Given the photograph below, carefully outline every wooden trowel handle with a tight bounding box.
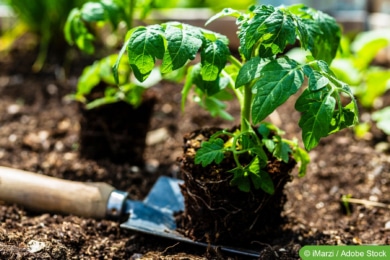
[0,166,115,219]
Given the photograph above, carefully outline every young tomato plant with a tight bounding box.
[114,4,359,193]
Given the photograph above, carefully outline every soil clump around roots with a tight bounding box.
[177,127,296,247]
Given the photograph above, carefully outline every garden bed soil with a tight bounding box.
[1,46,390,259]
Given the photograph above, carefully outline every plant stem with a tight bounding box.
[241,84,252,133]
[226,55,252,133]
[227,55,242,68]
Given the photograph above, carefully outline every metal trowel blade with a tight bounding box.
[120,176,261,258]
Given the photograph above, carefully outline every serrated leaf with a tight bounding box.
[295,88,336,150]
[292,9,319,53]
[238,5,296,59]
[310,11,340,64]
[127,25,166,81]
[288,5,340,64]
[252,57,304,123]
[194,138,225,167]
[161,23,203,74]
[200,39,229,81]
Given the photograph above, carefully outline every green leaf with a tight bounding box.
[258,170,275,194]
[273,136,292,163]
[229,167,251,192]
[75,61,101,100]
[289,6,319,54]
[238,5,296,59]
[161,23,203,74]
[328,101,358,135]
[203,96,234,121]
[80,2,106,22]
[100,0,122,29]
[127,25,166,81]
[295,88,336,150]
[308,71,330,91]
[235,56,266,88]
[288,5,340,64]
[122,84,146,107]
[64,8,95,54]
[200,39,230,81]
[247,156,275,194]
[252,57,304,123]
[241,131,258,150]
[100,54,130,85]
[194,138,225,167]
[229,157,274,194]
[192,64,229,96]
[310,10,340,64]
[291,145,310,177]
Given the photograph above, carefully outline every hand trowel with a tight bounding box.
[0,166,260,258]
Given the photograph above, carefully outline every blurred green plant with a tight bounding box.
[71,53,161,109]
[331,29,390,137]
[65,0,246,109]
[64,0,137,55]
[4,0,87,71]
[372,107,390,135]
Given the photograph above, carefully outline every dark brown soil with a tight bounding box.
[1,45,390,259]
